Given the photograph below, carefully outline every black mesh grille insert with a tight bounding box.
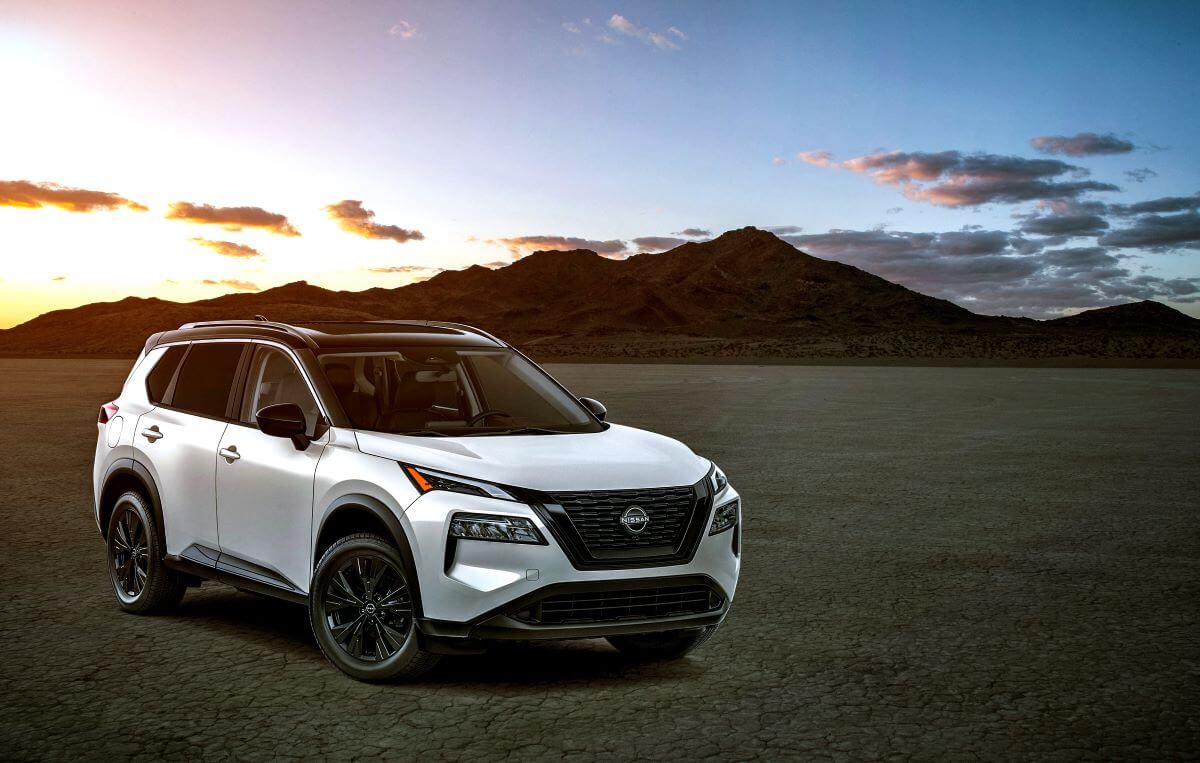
[548,486,695,552]
[513,584,722,625]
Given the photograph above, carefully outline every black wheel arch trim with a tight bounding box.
[99,458,165,544]
[316,494,425,620]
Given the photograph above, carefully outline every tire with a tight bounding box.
[606,624,720,660]
[309,533,440,682]
[106,491,186,614]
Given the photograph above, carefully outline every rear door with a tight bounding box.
[215,344,327,594]
[136,341,248,561]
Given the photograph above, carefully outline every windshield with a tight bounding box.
[317,346,604,436]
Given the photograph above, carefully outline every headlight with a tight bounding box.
[403,464,516,501]
[449,513,546,544]
[709,463,728,494]
[709,498,739,535]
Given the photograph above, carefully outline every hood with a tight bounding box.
[352,424,709,492]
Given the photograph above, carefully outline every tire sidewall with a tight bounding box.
[309,535,424,682]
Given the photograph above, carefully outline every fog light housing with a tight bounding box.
[709,499,739,535]
[449,513,546,544]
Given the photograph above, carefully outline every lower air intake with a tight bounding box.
[512,584,722,625]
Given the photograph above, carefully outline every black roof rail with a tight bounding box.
[175,319,320,350]
[426,321,506,346]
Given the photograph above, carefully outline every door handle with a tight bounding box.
[219,446,241,463]
[140,426,163,442]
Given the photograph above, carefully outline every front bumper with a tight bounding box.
[421,573,729,642]
[400,486,741,643]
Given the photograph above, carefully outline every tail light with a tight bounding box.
[98,403,119,424]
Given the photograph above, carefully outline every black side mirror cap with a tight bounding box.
[256,403,311,450]
[579,397,607,422]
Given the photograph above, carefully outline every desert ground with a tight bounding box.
[0,359,1197,760]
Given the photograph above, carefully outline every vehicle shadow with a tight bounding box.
[171,586,706,686]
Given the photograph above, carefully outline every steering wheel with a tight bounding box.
[467,410,511,426]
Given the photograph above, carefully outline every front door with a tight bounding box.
[215,344,326,594]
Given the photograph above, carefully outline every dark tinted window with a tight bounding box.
[145,345,187,404]
[171,343,245,419]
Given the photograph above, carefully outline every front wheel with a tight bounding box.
[309,533,440,682]
[106,491,186,614]
[606,624,720,660]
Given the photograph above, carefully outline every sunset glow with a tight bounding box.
[1,1,1198,327]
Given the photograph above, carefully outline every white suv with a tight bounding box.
[93,319,740,681]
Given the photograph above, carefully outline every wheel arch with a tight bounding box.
[314,494,424,618]
[99,459,164,543]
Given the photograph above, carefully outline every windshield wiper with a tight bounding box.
[390,429,451,437]
[460,427,569,437]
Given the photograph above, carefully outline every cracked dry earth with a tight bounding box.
[1,359,1198,760]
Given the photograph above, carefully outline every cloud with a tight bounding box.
[673,228,711,237]
[797,150,834,168]
[1030,132,1135,157]
[201,278,259,291]
[1018,200,1111,236]
[607,14,681,50]
[1112,193,1200,215]
[0,179,145,213]
[1125,168,1157,183]
[779,226,1199,317]
[803,149,1120,207]
[563,21,581,34]
[367,265,444,274]
[772,156,787,166]
[325,200,424,244]
[51,275,67,281]
[480,260,510,269]
[389,20,417,39]
[1098,212,1200,251]
[484,234,629,259]
[765,225,804,235]
[667,26,687,40]
[166,202,300,236]
[632,236,687,252]
[190,238,261,259]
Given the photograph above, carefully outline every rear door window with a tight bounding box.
[146,345,187,404]
[171,343,246,419]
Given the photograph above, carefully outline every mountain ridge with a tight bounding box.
[1,227,1197,360]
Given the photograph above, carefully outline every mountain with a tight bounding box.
[1048,300,1200,333]
[1,227,1197,362]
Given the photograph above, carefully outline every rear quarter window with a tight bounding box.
[170,343,246,419]
[145,345,187,404]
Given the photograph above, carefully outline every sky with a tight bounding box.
[1,0,1198,328]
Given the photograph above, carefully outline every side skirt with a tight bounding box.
[164,544,308,606]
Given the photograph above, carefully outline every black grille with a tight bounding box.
[549,486,695,552]
[513,584,722,625]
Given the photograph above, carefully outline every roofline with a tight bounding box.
[146,318,505,354]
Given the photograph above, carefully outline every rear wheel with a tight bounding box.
[106,491,186,614]
[606,625,719,660]
[309,533,440,682]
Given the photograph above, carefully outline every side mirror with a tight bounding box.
[256,403,310,450]
[579,397,607,422]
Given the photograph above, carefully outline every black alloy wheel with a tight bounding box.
[309,533,440,681]
[110,507,149,601]
[324,554,413,661]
